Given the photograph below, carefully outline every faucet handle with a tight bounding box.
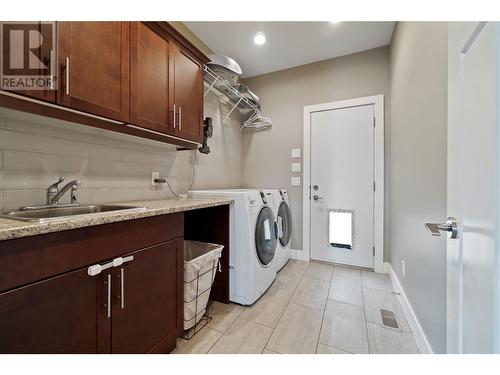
[48,176,65,191]
[70,180,81,204]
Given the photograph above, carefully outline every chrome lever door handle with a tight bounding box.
[425,217,458,239]
[313,195,323,201]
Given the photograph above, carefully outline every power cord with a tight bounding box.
[153,178,183,199]
[189,150,198,191]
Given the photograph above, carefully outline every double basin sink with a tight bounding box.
[0,204,147,223]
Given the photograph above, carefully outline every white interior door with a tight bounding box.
[310,105,375,268]
[446,21,499,353]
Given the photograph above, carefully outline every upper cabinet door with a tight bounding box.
[173,45,204,143]
[111,239,183,354]
[6,22,56,103]
[57,22,129,122]
[129,22,173,134]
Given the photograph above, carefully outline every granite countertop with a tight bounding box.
[0,197,233,242]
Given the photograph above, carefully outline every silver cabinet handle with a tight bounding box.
[173,104,176,129]
[425,217,458,239]
[49,50,55,90]
[64,57,70,95]
[179,106,182,130]
[120,268,125,309]
[106,274,111,318]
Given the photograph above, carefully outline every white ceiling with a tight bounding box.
[185,22,395,78]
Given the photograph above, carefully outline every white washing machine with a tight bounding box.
[187,189,278,305]
[271,189,293,271]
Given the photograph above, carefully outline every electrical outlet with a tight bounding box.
[402,260,406,277]
[151,171,159,186]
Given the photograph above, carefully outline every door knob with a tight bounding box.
[425,217,458,239]
[313,195,323,201]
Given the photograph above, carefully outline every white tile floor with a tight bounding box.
[173,260,420,354]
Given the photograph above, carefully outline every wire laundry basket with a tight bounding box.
[181,241,223,340]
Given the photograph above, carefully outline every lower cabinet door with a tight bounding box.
[0,267,111,354]
[111,238,183,353]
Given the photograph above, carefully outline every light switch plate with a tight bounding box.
[291,148,301,158]
[291,176,301,186]
[291,162,301,172]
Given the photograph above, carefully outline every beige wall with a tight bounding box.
[0,91,242,210]
[169,22,213,56]
[242,46,391,251]
[389,22,447,353]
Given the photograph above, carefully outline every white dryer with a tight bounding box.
[271,189,293,271]
[187,189,278,305]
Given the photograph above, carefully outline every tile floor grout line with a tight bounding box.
[318,342,355,354]
[361,283,372,354]
[261,261,307,353]
[315,265,334,354]
[205,304,244,354]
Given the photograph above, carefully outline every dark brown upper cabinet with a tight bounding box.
[6,22,56,103]
[172,44,204,143]
[57,22,130,122]
[0,22,208,147]
[129,22,173,134]
[130,22,206,143]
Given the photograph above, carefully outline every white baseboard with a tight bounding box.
[384,262,434,354]
[290,248,309,261]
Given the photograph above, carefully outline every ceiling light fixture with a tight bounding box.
[329,21,341,24]
[253,32,266,45]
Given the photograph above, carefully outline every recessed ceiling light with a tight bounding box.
[253,32,266,45]
[329,21,341,24]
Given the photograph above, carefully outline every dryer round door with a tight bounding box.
[277,201,292,247]
[255,206,277,266]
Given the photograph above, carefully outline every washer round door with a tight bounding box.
[277,201,292,247]
[254,206,277,266]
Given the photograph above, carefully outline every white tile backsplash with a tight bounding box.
[3,190,47,210]
[0,111,187,211]
[3,150,90,173]
[0,129,54,153]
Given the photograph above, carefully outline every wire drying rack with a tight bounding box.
[203,65,260,122]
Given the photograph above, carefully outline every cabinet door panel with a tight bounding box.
[6,22,56,102]
[130,22,173,134]
[111,239,183,353]
[173,46,203,143]
[57,22,129,122]
[0,267,110,354]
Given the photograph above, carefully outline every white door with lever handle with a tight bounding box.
[445,22,500,353]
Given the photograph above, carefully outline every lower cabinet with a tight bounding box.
[0,238,183,354]
[111,239,183,353]
[0,266,107,353]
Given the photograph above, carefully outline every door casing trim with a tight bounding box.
[302,94,385,272]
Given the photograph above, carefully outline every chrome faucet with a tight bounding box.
[46,176,81,206]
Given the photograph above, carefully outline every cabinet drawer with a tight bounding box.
[0,213,183,293]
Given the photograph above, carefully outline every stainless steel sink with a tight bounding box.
[0,204,147,223]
